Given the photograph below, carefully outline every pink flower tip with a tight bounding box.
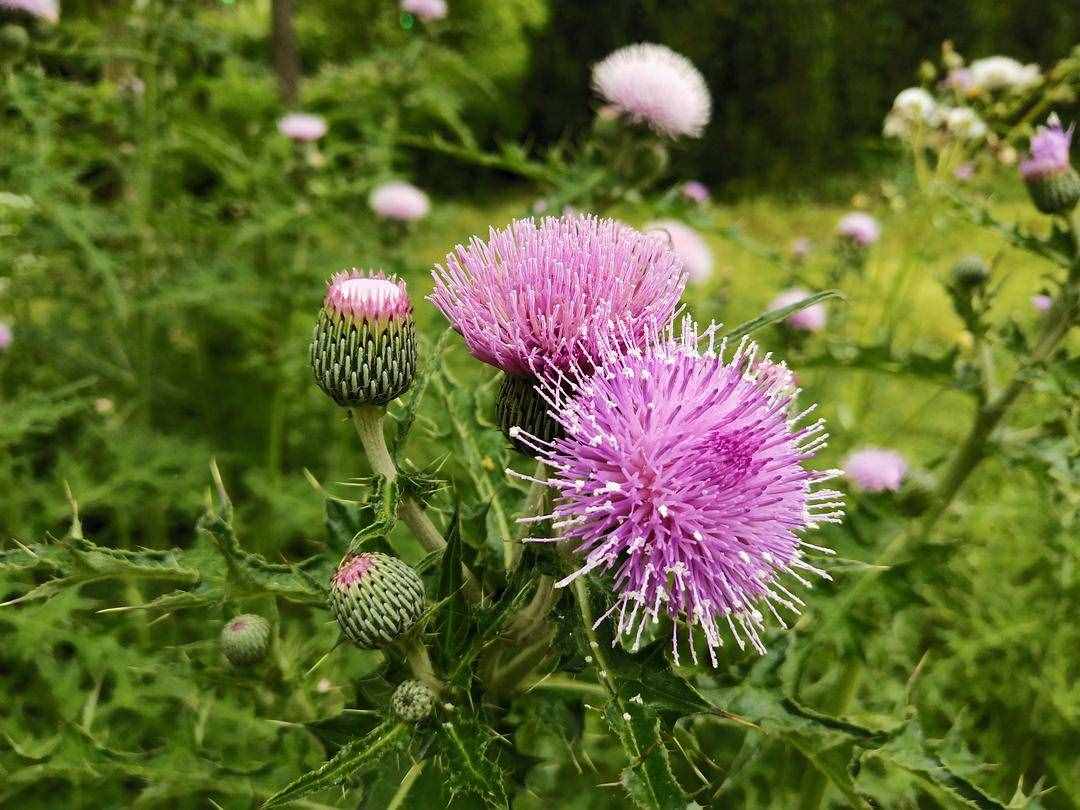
[518,320,842,662]
[1031,294,1053,313]
[836,212,881,247]
[645,219,713,283]
[324,269,411,322]
[768,288,827,332]
[277,112,328,143]
[332,554,376,588]
[1019,114,1074,180]
[592,43,711,139]
[429,213,686,377]
[369,181,430,222]
[0,0,58,23]
[680,180,710,204]
[953,162,975,181]
[843,448,907,493]
[401,0,446,21]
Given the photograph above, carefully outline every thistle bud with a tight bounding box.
[950,255,990,289]
[310,270,417,407]
[220,614,271,666]
[0,24,29,62]
[496,373,563,457]
[328,553,425,649]
[390,679,436,722]
[1020,115,1080,215]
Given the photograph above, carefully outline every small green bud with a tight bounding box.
[311,270,417,408]
[329,553,425,649]
[0,24,29,62]
[496,373,563,458]
[391,680,436,722]
[220,614,271,666]
[950,255,990,289]
[1025,168,1080,215]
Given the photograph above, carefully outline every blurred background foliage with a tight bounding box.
[1,0,1079,807]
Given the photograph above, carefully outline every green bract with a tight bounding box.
[390,679,436,722]
[220,613,271,666]
[328,552,425,649]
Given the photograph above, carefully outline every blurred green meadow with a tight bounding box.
[1,1,1079,808]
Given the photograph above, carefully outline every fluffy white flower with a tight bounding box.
[944,107,987,140]
[592,43,711,139]
[968,56,1041,92]
[891,87,939,124]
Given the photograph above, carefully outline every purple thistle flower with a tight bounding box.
[645,219,713,284]
[401,0,447,21]
[0,0,58,22]
[842,448,907,493]
[836,212,881,247]
[680,180,710,204]
[323,270,412,323]
[511,321,842,662]
[591,43,711,139]
[953,162,975,181]
[429,213,687,377]
[1031,294,1053,313]
[369,181,430,222]
[277,112,327,143]
[768,288,827,332]
[790,237,812,261]
[0,321,11,350]
[1019,115,1074,180]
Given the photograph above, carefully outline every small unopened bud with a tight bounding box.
[328,553,425,649]
[496,373,563,457]
[918,60,937,84]
[310,270,418,407]
[950,255,990,289]
[220,614,271,666]
[390,679,436,722]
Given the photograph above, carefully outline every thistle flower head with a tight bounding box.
[591,43,711,139]
[768,288,827,332]
[836,212,880,247]
[329,552,426,649]
[944,107,987,140]
[369,181,430,222]
[953,162,975,181]
[391,680,436,722]
[969,56,1041,92]
[220,614,272,666]
[310,270,417,407]
[277,112,327,143]
[790,237,812,261]
[1019,115,1074,180]
[891,87,938,124]
[513,321,842,663]
[401,0,447,21]
[842,448,907,493]
[429,213,686,377]
[0,321,11,350]
[680,180,710,204]
[0,0,58,23]
[645,220,713,284]
[1031,294,1053,313]
[943,67,975,93]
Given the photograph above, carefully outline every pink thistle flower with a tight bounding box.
[0,322,11,350]
[645,219,713,284]
[401,0,446,22]
[842,447,907,493]
[0,0,58,23]
[323,270,412,323]
[512,321,842,662]
[592,43,711,139]
[791,237,812,261]
[943,67,975,94]
[836,212,880,247]
[680,180,710,204]
[768,288,827,332]
[277,112,327,143]
[1031,294,1053,313]
[369,181,430,222]
[429,213,686,377]
[953,162,975,181]
[1019,114,1074,180]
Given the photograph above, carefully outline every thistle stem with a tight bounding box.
[351,405,446,554]
[395,634,444,695]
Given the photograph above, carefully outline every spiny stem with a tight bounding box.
[395,634,444,696]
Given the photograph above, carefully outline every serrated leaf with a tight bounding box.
[261,720,411,808]
[602,701,688,810]
[439,719,509,808]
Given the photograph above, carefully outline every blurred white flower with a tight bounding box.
[968,56,1041,92]
[944,107,987,140]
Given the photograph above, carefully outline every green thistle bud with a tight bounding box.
[0,25,29,63]
[390,679,436,723]
[950,255,990,289]
[220,614,271,666]
[496,373,563,457]
[1025,168,1080,215]
[328,553,425,649]
[310,270,417,408]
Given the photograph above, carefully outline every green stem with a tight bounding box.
[395,634,444,695]
[387,759,427,810]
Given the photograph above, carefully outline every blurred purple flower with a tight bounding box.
[645,219,713,283]
[0,321,11,350]
[680,180,710,204]
[429,213,686,377]
[514,321,842,662]
[768,288,827,332]
[0,0,58,22]
[1019,114,1073,180]
[843,448,907,493]
[791,237,812,261]
[401,0,447,21]
[836,212,881,247]
[277,113,327,143]
[953,162,975,181]
[591,43,711,139]
[1031,294,1053,313]
[369,181,430,222]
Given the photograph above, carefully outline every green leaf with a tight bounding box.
[602,701,689,810]
[723,290,843,341]
[437,506,470,665]
[950,194,1072,268]
[439,719,509,808]
[261,720,411,808]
